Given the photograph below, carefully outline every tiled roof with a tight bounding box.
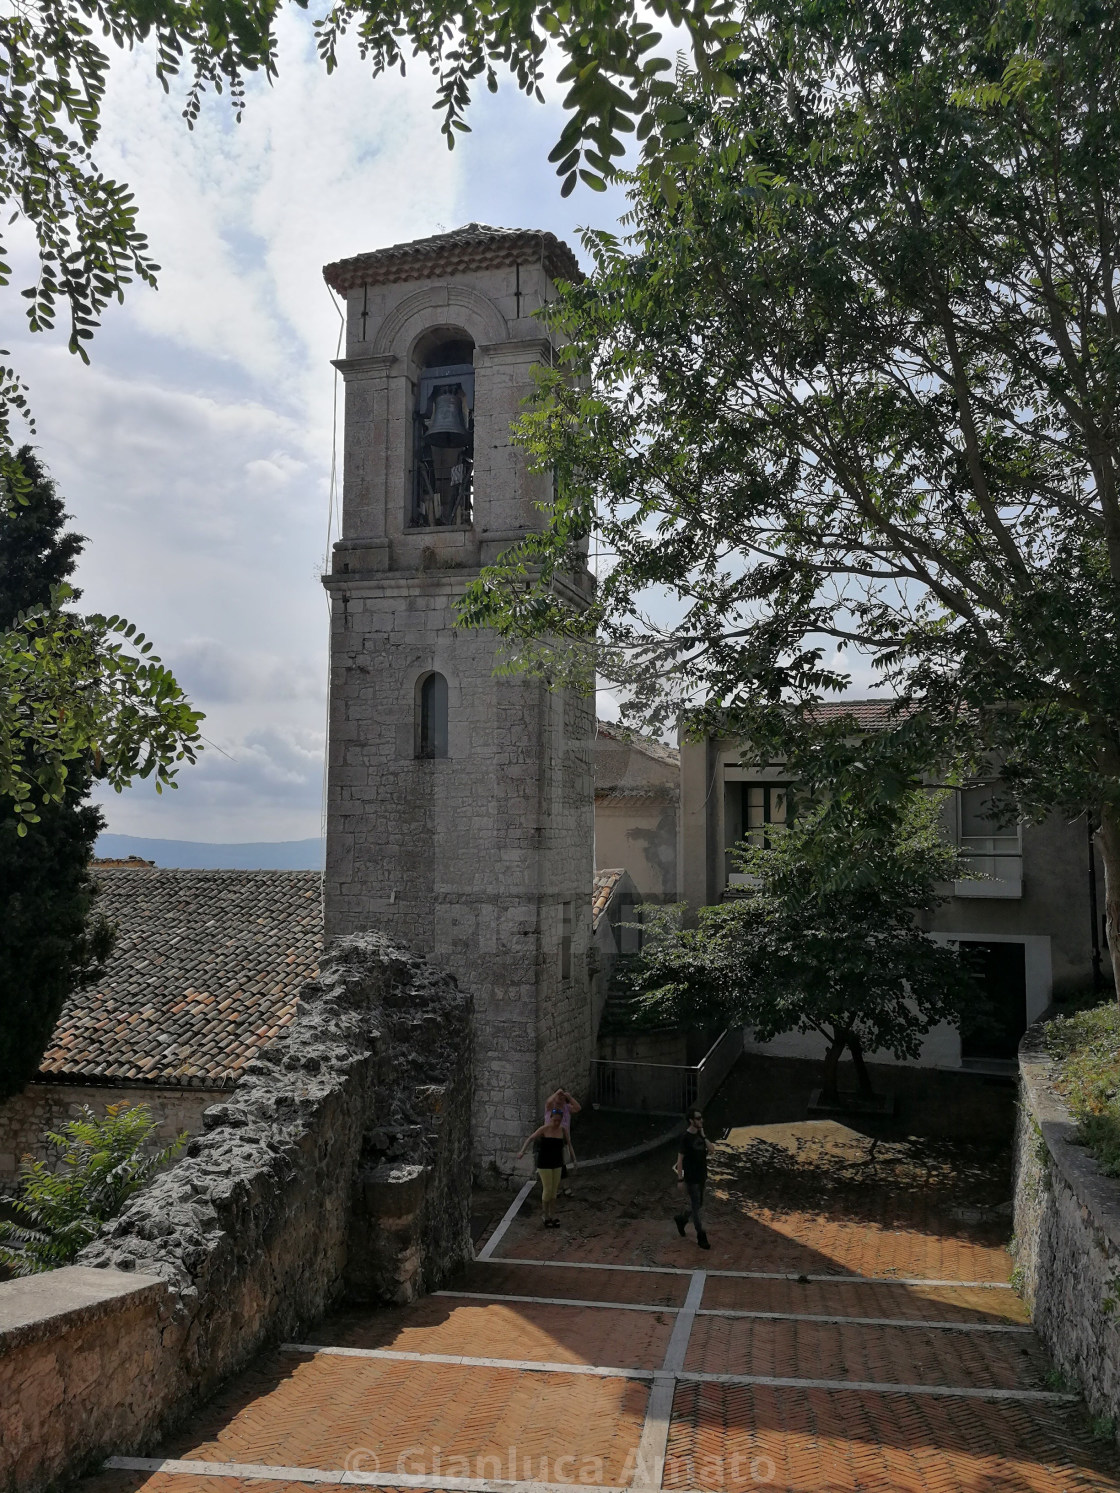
[592,868,626,931]
[323,223,582,294]
[805,698,909,727]
[596,720,679,768]
[38,869,322,1089]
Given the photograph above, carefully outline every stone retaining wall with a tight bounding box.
[0,933,472,1493]
[1014,1019,1120,1434]
[0,1083,226,1190]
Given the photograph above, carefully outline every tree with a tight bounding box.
[0,0,734,808]
[0,0,738,437]
[631,792,976,1105]
[0,1102,185,1274]
[0,448,203,825]
[462,0,1120,973]
[0,448,197,1098]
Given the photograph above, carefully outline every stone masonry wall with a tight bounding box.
[0,1083,225,1190]
[1014,1020,1120,1437]
[0,933,472,1493]
[325,572,594,1178]
[324,257,596,1179]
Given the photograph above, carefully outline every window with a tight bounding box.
[411,335,474,528]
[742,782,789,848]
[561,901,572,983]
[725,781,790,888]
[417,672,448,758]
[955,787,1022,896]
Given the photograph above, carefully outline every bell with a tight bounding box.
[426,388,469,447]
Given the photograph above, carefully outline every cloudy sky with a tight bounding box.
[5,22,880,845]
[2,20,643,844]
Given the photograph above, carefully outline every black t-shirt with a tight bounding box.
[680,1129,708,1183]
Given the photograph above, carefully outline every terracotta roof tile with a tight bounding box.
[37,869,322,1089]
[323,223,582,294]
[804,698,911,727]
[592,869,626,931]
[596,719,679,769]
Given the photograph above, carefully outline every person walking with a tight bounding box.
[544,1086,581,1148]
[674,1107,711,1249]
[518,1108,575,1228]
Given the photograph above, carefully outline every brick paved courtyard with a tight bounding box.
[85,1119,1120,1493]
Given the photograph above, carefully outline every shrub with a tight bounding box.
[0,1101,185,1275]
[1044,1004,1120,1177]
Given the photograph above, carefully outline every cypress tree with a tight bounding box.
[0,448,114,1099]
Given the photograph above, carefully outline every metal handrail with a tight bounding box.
[589,1032,729,1075]
[591,1028,743,1115]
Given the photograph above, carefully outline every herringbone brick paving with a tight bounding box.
[159,1353,646,1480]
[663,1381,1115,1491]
[700,1274,1030,1324]
[306,1297,675,1369]
[80,1125,1120,1493]
[458,1260,690,1307]
[684,1314,1047,1389]
[497,1206,1011,1280]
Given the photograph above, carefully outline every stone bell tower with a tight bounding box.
[322,225,596,1174]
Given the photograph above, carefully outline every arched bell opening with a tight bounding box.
[410,331,474,528]
[416,670,449,758]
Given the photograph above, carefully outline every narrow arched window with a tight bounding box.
[417,672,448,758]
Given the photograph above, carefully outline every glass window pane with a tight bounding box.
[747,786,765,827]
[419,672,449,758]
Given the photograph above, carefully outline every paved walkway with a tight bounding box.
[88,1122,1119,1493]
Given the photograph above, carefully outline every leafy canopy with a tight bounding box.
[462,0,1120,847]
[0,0,736,806]
[0,1101,185,1274]
[632,791,976,1077]
[0,0,739,434]
[1,584,204,827]
[0,445,114,1100]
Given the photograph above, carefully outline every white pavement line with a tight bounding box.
[674,1370,1076,1403]
[483,1258,689,1276]
[104,1456,643,1493]
[695,1308,1033,1334]
[662,1272,706,1372]
[280,1339,1065,1407]
[435,1289,1028,1334]
[488,1257,1014,1289]
[634,1270,706,1488]
[436,1290,679,1315]
[281,1343,654,1380]
[477,1177,536,1262]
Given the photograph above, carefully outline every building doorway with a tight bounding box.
[959,940,1027,1061]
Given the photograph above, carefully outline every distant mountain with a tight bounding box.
[94,833,325,871]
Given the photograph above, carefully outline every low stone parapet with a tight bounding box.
[0,932,472,1493]
[1014,1018,1120,1433]
[0,1267,168,1493]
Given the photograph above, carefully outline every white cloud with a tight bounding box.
[173,638,323,705]
[0,21,633,841]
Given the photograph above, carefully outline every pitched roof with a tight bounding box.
[38,869,322,1089]
[806,698,908,727]
[592,868,627,931]
[323,223,582,294]
[596,720,680,769]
